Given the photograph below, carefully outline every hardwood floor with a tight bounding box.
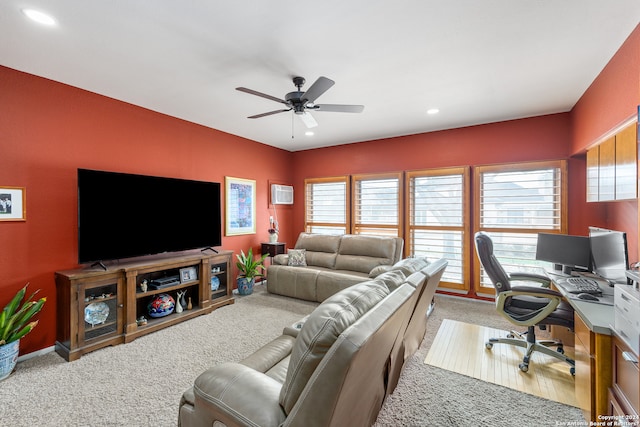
[425,319,577,407]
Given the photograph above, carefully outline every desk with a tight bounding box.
[550,274,614,422]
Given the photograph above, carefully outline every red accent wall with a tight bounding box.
[0,66,293,355]
[570,24,640,261]
[291,113,574,233]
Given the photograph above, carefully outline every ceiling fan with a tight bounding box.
[236,76,364,128]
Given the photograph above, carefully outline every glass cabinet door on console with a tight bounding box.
[79,278,123,346]
[55,271,125,362]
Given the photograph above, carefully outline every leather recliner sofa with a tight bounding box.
[178,258,448,427]
[266,233,404,302]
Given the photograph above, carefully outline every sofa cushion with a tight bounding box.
[391,257,430,276]
[315,270,370,302]
[369,264,392,278]
[335,234,400,274]
[374,270,407,292]
[295,233,341,269]
[279,280,390,414]
[288,249,307,266]
[266,266,320,301]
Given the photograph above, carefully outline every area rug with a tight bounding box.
[424,319,577,407]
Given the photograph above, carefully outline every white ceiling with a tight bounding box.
[2,1,639,152]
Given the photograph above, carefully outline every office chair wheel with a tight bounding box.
[485,342,493,350]
[557,346,565,354]
[570,367,575,376]
[506,333,515,338]
[519,362,529,373]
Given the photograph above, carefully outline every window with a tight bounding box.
[474,161,567,291]
[304,177,350,234]
[352,173,403,237]
[406,168,469,290]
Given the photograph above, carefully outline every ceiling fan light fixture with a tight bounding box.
[22,8,57,26]
[305,131,314,136]
[427,108,440,115]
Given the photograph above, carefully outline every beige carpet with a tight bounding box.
[1,288,585,426]
[425,319,577,407]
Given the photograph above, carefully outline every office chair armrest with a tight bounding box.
[509,286,561,298]
[508,273,551,287]
[496,287,562,326]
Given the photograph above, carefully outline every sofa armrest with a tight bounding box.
[188,362,286,427]
[282,315,310,338]
[273,254,289,265]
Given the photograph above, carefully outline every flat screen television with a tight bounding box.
[589,226,629,284]
[78,169,222,264]
[535,233,592,274]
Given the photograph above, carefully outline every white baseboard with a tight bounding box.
[18,345,55,362]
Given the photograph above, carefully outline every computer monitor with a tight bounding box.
[589,227,629,284]
[535,233,592,274]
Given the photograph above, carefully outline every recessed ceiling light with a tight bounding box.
[22,9,57,26]
[305,131,314,136]
[427,108,440,115]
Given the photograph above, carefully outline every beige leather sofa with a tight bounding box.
[266,233,404,302]
[178,258,447,427]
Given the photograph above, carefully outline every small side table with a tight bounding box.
[261,242,286,263]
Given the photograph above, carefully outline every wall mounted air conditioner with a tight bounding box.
[271,184,294,205]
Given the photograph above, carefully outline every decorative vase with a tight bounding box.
[175,290,186,314]
[187,297,193,310]
[179,291,187,309]
[269,232,278,243]
[0,339,20,381]
[237,277,255,295]
[147,293,175,318]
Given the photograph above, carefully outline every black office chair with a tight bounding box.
[474,232,576,375]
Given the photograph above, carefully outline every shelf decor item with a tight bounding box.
[147,294,175,318]
[268,213,279,243]
[179,267,197,283]
[235,247,268,296]
[84,302,109,326]
[210,276,220,291]
[0,283,46,380]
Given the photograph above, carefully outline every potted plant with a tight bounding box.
[236,248,269,295]
[0,284,46,381]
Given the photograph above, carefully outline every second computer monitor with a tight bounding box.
[535,233,592,274]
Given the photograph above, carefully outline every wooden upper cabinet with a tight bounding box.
[615,124,637,200]
[586,146,599,202]
[599,136,616,201]
[586,123,637,202]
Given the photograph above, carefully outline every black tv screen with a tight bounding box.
[78,169,222,264]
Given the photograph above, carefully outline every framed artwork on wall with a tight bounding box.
[0,186,26,221]
[225,177,256,236]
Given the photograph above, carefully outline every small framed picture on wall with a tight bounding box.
[0,187,26,221]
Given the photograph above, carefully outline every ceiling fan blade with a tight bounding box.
[297,111,318,128]
[301,76,335,103]
[248,109,291,119]
[236,87,287,105]
[312,104,365,113]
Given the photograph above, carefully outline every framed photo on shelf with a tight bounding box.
[179,266,198,283]
[225,176,256,236]
[0,186,26,221]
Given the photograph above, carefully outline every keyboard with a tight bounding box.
[565,277,603,295]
